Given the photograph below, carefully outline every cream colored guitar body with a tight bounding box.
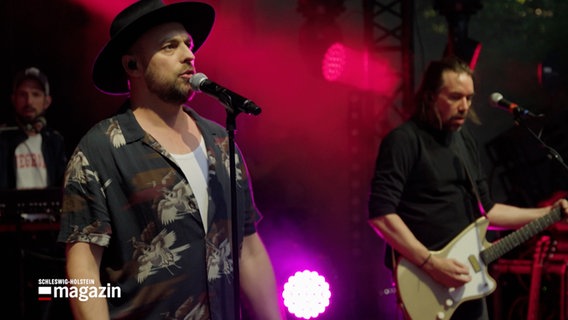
[395,205,563,320]
[396,217,496,320]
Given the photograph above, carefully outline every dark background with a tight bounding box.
[2,0,568,319]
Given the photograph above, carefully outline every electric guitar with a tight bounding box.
[395,206,563,320]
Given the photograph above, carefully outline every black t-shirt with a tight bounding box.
[368,118,495,251]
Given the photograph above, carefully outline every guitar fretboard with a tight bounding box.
[480,207,562,264]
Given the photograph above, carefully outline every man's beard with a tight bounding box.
[17,109,41,125]
[146,69,191,104]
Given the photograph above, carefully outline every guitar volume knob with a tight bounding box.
[436,311,445,319]
[445,298,454,307]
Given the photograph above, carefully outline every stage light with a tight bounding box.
[435,0,483,70]
[297,0,345,77]
[321,42,399,95]
[321,42,346,82]
[282,269,331,319]
[466,39,482,70]
[443,37,482,70]
[538,51,562,90]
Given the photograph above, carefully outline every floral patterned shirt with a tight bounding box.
[57,106,260,320]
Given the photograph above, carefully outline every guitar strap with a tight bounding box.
[391,129,488,318]
[389,130,486,272]
[452,130,487,219]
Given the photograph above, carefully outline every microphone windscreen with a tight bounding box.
[489,92,503,106]
[189,73,208,91]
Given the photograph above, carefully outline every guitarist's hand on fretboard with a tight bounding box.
[423,255,472,288]
[555,198,568,220]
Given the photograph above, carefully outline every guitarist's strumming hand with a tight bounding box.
[422,254,471,288]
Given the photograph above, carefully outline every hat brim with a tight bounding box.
[93,2,215,95]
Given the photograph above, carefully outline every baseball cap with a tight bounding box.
[13,67,51,96]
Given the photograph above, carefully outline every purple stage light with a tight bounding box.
[282,270,331,319]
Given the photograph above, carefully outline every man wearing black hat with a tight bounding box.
[57,1,283,319]
[0,67,67,189]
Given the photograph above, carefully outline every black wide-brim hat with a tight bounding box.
[93,0,215,95]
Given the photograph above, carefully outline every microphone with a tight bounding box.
[489,92,538,118]
[189,73,262,115]
[0,116,46,133]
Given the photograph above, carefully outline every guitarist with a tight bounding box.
[367,56,568,320]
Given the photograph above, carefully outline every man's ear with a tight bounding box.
[122,55,138,73]
[127,60,137,70]
[44,95,52,110]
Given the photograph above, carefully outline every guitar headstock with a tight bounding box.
[533,235,553,266]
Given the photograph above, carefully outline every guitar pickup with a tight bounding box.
[468,255,481,272]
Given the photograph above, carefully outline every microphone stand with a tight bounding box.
[215,92,260,319]
[513,110,568,177]
[227,106,242,320]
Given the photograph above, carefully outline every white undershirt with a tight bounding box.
[14,134,47,189]
[171,137,209,232]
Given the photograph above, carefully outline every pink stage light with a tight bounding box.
[321,42,347,82]
[466,40,482,70]
[282,270,331,319]
[322,42,399,96]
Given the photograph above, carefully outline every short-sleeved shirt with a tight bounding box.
[368,118,495,251]
[57,106,260,320]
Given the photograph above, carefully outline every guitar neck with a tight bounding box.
[480,207,562,265]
